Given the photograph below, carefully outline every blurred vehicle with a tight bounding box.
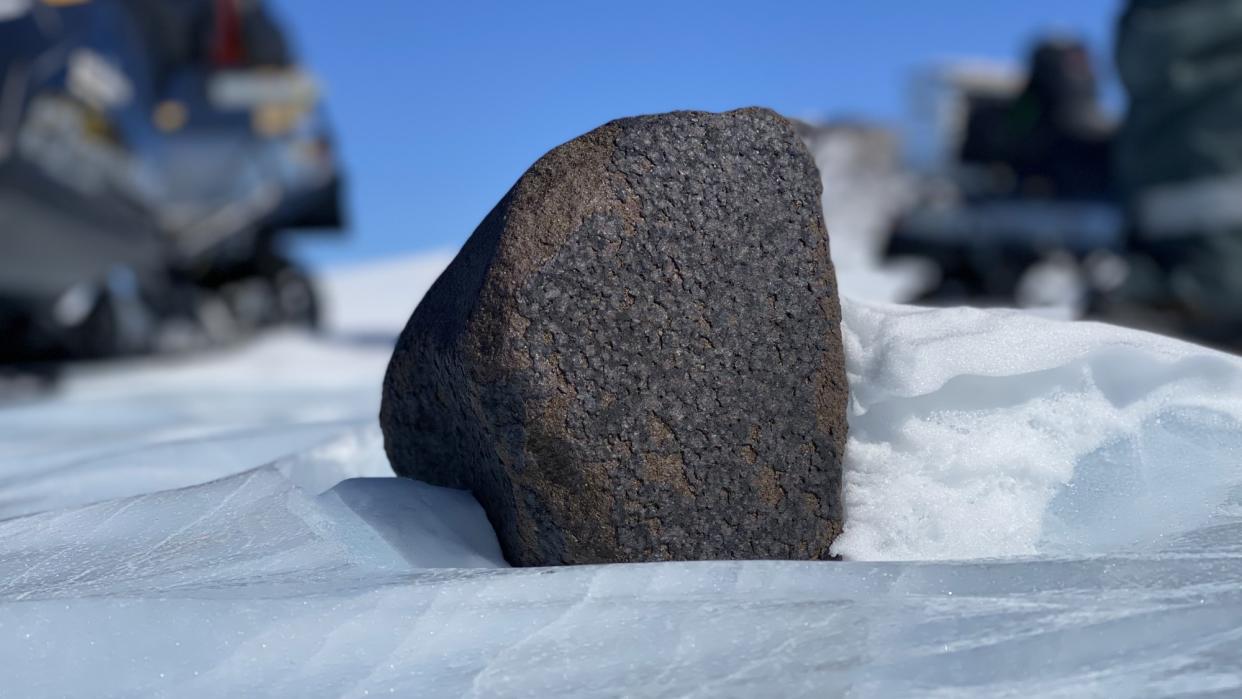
[1098,0,1242,348]
[0,0,344,361]
[884,38,1125,313]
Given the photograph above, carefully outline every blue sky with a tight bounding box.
[273,1,1123,266]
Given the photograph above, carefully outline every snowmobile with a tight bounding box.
[884,39,1126,312]
[0,0,344,362]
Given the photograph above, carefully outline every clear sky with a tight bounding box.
[272,1,1124,266]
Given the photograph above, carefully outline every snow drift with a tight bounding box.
[836,300,1242,561]
[2,252,1242,695]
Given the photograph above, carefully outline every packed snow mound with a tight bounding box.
[323,476,509,568]
[5,252,1242,695]
[835,301,1242,561]
[0,466,504,604]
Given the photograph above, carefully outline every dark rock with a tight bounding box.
[381,108,848,566]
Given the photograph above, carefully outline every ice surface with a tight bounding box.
[4,252,1242,695]
[3,475,1241,695]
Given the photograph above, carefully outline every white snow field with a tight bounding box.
[4,251,1242,697]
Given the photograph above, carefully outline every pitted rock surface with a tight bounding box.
[381,108,848,566]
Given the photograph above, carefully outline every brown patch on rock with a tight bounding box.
[752,464,785,509]
[641,451,695,498]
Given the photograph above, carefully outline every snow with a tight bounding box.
[3,244,1242,694]
[836,300,1242,561]
[318,249,458,336]
[0,335,391,520]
